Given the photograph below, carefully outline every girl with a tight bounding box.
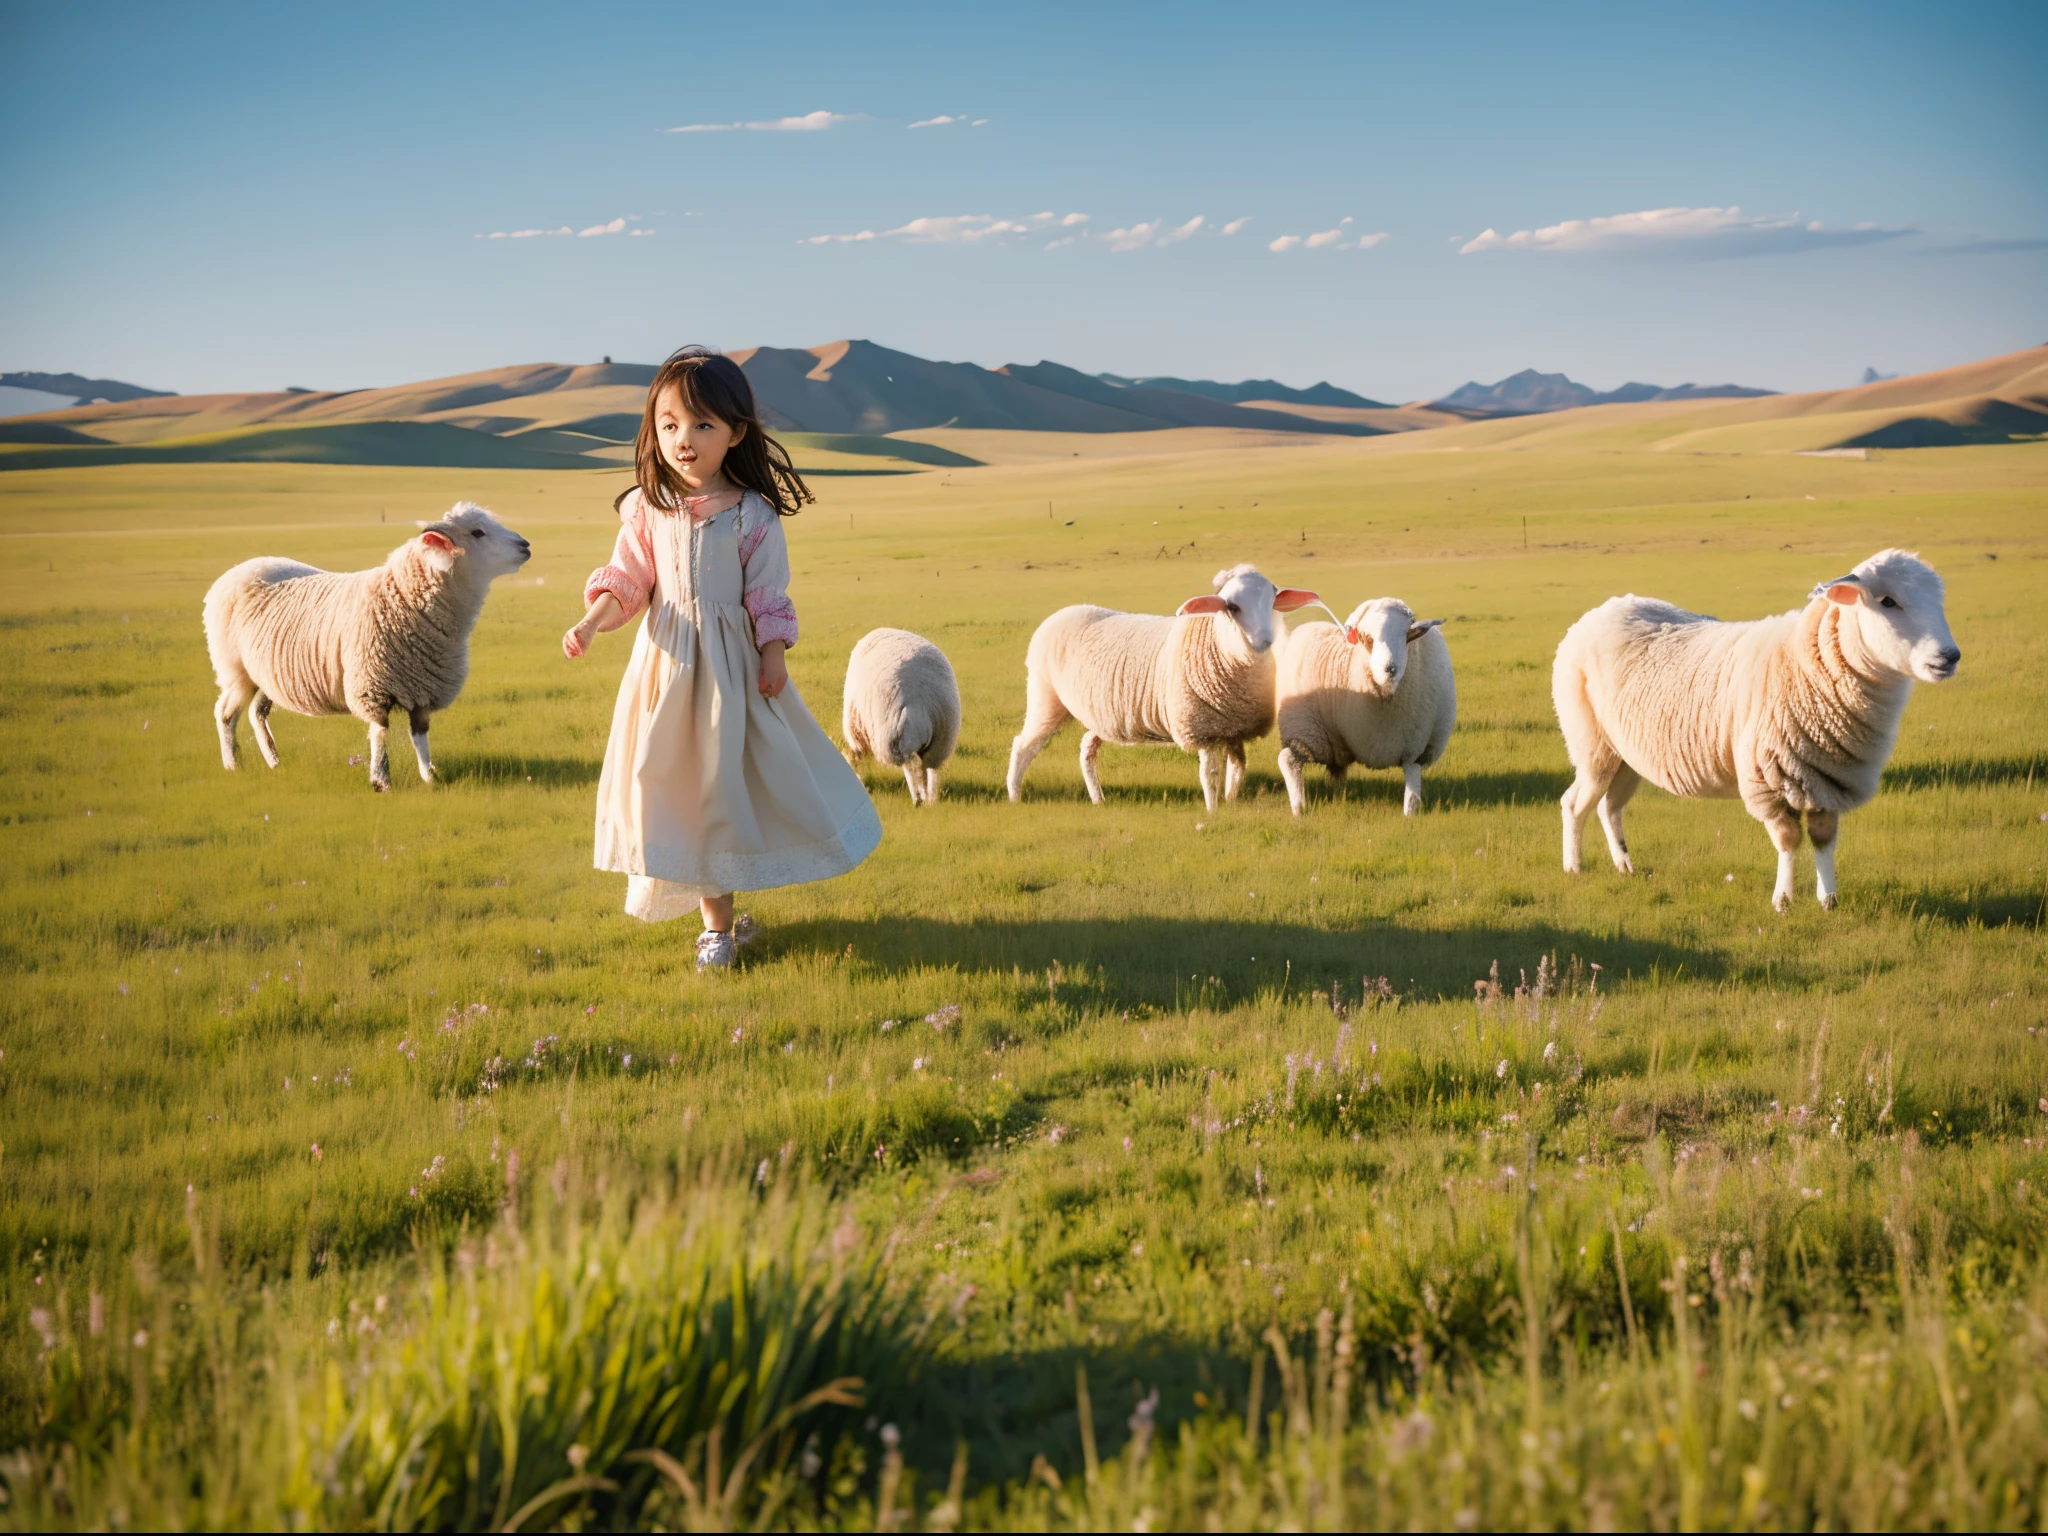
[564,346,882,970]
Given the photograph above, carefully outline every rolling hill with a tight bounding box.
[3,342,2040,472]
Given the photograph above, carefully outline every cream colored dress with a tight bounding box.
[584,488,881,921]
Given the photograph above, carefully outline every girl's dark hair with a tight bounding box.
[622,346,813,516]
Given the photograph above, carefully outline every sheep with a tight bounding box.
[841,627,961,804]
[1552,548,1960,911]
[1006,564,1328,811]
[1275,598,1453,816]
[204,502,532,791]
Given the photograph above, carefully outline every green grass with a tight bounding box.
[1,438,2046,1527]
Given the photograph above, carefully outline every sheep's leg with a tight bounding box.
[249,691,281,768]
[1078,732,1106,805]
[1196,747,1221,812]
[902,751,927,805]
[1402,762,1424,817]
[1758,801,1802,912]
[1560,761,1619,874]
[213,675,256,771]
[1277,746,1308,816]
[1328,762,1348,796]
[406,706,435,783]
[1807,809,1840,910]
[1594,764,1641,874]
[924,766,941,803]
[365,713,392,792]
[1006,688,1068,803]
[1223,744,1247,802]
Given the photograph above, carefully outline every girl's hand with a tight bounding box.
[758,641,789,698]
[564,594,622,660]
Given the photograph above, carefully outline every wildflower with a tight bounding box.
[913,1056,927,1071]
[1048,1125,1068,1144]
[880,1019,898,1032]
[586,1005,597,1015]
[117,982,129,996]
[396,1039,416,1061]
[880,1423,901,1451]
[1127,1387,1161,1463]
[29,1309,55,1350]
[1123,1136,1133,1151]
[421,1155,445,1180]
[1496,1058,1509,1079]
[311,1143,322,1161]
[622,1053,632,1067]
[783,1040,794,1054]
[926,1003,962,1030]
[132,1329,149,1348]
[755,1159,770,1185]
[1543,1039,1558,1063]
[567,1444,588,1472]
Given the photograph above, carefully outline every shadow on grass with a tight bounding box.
[437,754,601,788]
[763,914,1725,1006]
[1864,881,2046,930]
[1882,754,2048,794]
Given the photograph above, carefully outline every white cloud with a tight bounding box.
[1103,219,1164,252]
[908,114,966,129]
[1458,205,1913,258]
[579,217,628,238]
[1156,215,1205,246]
[804,210,1089,246]
[1355,232,1389,249]
[1221,217,1252,236]
[486,226,573,239]
[1304,226,1346,249]
[971,118,989,126]
[1271,219,1387,253]
[666,110,859,133]
[1045,236,1079,250]
[1267,234,1302,252]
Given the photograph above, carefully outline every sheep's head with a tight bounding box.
[1810,549,1958,684]
[1342,598,1444,693]
[416,502,533,581]
[1176,564,1329,654]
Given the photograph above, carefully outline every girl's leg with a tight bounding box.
[700,894,734,933]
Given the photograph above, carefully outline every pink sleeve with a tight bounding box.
[738,499,799,650]
[583,491,656,630]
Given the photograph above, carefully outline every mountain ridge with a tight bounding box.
[1436,368,1777,416]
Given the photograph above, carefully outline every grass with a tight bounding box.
[1,433,2046,1527]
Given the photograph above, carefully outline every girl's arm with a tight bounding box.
[563,592,623,659]
[575,492,657,654]
[738,501,799,698]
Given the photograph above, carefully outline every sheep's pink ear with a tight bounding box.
[1824,582,1863,605]
[1177,594,1230,616]
[1405,618,1445,643]
[420,529,456,552]
[418,528,459,571]
[1344,627,1362,645]
[1272,588,1321,613]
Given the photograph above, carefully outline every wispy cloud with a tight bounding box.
[1458,205,1913,259]
[1221,217,1252,236]
[801,210,1088,246]
[667,110,860,133]
[1268,218,1386,252]
[907,114,985,129]
[1157,215,1205,246]
[483,215,650,240]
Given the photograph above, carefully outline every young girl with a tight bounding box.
[564,346,882,969]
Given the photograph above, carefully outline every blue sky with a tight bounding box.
[2,0,2043,400]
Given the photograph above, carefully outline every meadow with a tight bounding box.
[2,429,2046,1528]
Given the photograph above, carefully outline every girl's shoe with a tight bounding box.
[733,913,761,948]
[696,930,737,971]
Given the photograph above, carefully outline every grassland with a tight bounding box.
[2,432,2046,1527]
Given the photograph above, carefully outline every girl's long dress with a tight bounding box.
[584,488,881,921]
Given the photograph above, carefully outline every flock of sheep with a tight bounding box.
[202,503,1960,913]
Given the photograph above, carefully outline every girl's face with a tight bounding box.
[654,382,745,488]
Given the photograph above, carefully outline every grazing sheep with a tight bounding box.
[841,627,961,804]
[1276,598,1453,816]
[204,502,531,790]
[1552,548,1960,911]
[1006,564,1328,811]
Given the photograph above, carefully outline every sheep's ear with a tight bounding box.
[1271,588,1321,613]
[1823,580,1863,605]
[1405,618,1445,643]
[1345,627,1364,646]
[1177,595,1231,616]
[418,529,459,571]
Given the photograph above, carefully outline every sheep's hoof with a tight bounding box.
[1771,890,1792,913]
[1402,796,1422,816]
[1817,892,1837,912]
[371,779,390,793]
[1614,855,1634,875]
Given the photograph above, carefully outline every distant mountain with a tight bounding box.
[727,341,1381,436]
[0,371,171,404]
[1434,369,1776,416]
[1862,367,1900,384]
[1095,373,1388,409]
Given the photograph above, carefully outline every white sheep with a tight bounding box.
[841,627,961,804]
[204,502,532,791]
[1552,548,1960,911]
[1006,564,1327,811]
[1276,598,1453,816]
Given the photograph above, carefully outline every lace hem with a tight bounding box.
[601,803,882,920]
